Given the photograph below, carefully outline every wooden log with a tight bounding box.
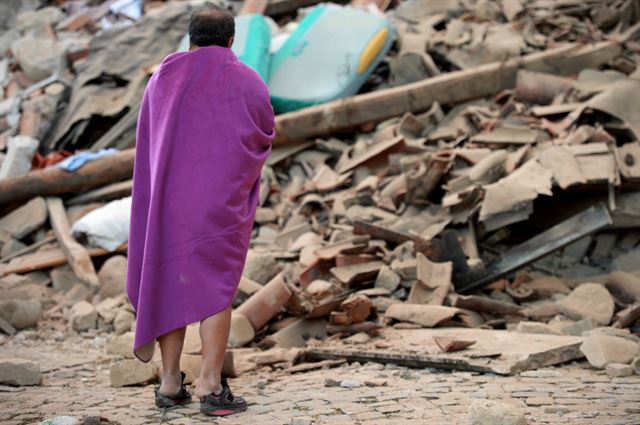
[236,271,292,331]
[0,149,135,205]
[274,41,622,143]
[46,197,100,289]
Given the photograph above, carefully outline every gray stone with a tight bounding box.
[0,28,21,56]
[95,297,120,323]
[98,255,127,299]
[468,399,527,425]
[13,37,67,81]
[0,299,41,329]
[113,309,135,335]
[110,359,156,387]
[556,283,614,326]
[69,301,97,332]
[0,135,39,179]
[1,238,26,258]
[106,332,134,359]
[579,334,640,368]
[0,358,41,386]
[375,265,401,292]
[516,321,561,335]
[0,196,47,239]
[16,6,65,32]
[340,379,363,388]
[51,266,85,293]
[560,318,597,336]
[631,356,640,375]
[242,250,280,284]
[606,362,633,377]
[588,326,640,344]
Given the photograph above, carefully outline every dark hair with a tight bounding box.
[188,5,235,48]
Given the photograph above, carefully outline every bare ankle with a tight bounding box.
[194,378,222,397]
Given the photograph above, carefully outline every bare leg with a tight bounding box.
[194,306,232,397]
[158,327,186,396]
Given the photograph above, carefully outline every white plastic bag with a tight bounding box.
[71,197,131,251]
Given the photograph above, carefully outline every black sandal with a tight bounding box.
[155,371,192,408]
[199,377,247,416]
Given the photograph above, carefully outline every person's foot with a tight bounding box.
[159,370,183,396]
[155,372,192,408]
[200,378,247,416]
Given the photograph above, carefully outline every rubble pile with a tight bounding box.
[1,0,640,387]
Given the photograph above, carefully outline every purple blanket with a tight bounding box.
[126,46,275,362]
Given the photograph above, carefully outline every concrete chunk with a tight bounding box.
[69,301,97,332]
[516,321,561,335]
[0,358,41,386]
[13,37,67,81]
[106,332,134,359]
[557,283,614,326]
[375,265,401,292]
[468,399,527,425]
[0,299,41,329]
[110,359,156,387]
[113,309,135,335]
[579,334,640,368]
[0,136,38,180]
[0,197,47,239]
[98,255,127,299]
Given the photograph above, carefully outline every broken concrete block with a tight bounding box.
[242,251,280,284]
[468,399,527,425]
[386,303,461,327]
[631,356,640,375]
[98,255,127,299]
[63,283,93,306]
[113,309,135,335]
[106,332,134,359]
[110,359,156,387]
[51,266,85,293]
[343,332,371,345]
[605,271,640,305]
[69,301,97,332]
[12,37,67,81]
[0,358,41,386]
[0,299,41,329]
[606,362,633,377]
[375,265,401,292]
[556,283,614,326]
[579,334,640,368]
[0,196,47,239]
[516,321,561,335]
[264,318,328,348]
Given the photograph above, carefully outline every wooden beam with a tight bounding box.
[46,197,100,289]
[274,41,622,143]
[66,180,133,206]
[0,149,135,206]
[0,244,124,276]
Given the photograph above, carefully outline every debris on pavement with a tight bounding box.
[0,0,639,390]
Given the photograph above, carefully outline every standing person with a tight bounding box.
[126,5,275,417]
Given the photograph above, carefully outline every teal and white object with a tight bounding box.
[268,4,395,113]
[177,14,271,82]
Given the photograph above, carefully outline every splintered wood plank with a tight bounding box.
[46,197,100,289]
[301,327,585,375]
[66,180,133,206]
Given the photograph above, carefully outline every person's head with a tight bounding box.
[188,5,235,50]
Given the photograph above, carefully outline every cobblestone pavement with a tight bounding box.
[1,332,639,425]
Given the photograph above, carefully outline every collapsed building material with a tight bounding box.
[455,204,613,293]
[236,271,292,331]
[298,327,585,375]
[46,197,99,289]
[0,149,134,205]
[274,41,621,143]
